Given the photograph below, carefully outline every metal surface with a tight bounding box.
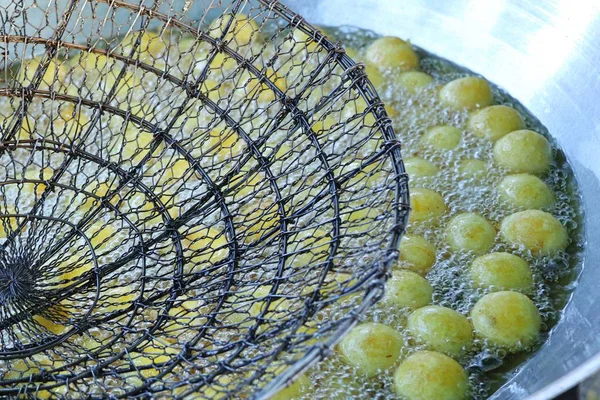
[278,0,600,399]
[0,0,409,398]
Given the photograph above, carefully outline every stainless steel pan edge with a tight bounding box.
[22,0,600,398]
[279,0,600,398]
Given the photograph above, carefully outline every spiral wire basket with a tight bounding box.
[0,0,409,398]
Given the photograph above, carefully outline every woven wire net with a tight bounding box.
[0,0,409,398]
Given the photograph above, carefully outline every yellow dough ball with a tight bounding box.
[210,13,259,46]
[226,286,286,328]
[498,174,555,209]
[271,374,311,400]
[288,228,331,268]
[201,128,244,162]
[409,188,447,225]
[394,350,469,400]
[164,299,209,345]
[183,226,229,269]
[469,252,533,292]
[161,157,192,185]
[61,106,90,142]
[445,213,496,254]
[395,71,434,93]
[73,51,112,71]
[24,166,54,197]
[84,181,116,200]
[56,254,93,284]
[173,375,233,399]
[458,159,487,178]
[119,30,167,58]
[281,28,321,53]
[399,234,437,275]
[470,291,541,350]
[312,115,337,136]
[130,342,179,378]
[500,210,568,255]
[5,353,64,381]
[468,105,524,141]
[119,123,156,164]
[17,115,34,142]
[249,68,287,103]
[239,202,280,244]
[22,103,90,142]
[407,306,473,357]
[420,125,461,150]
[337,322,404,377]
[382,270,433,309]
[88,221,116,250]
[103,67,143,103]
[201,78,230,102]
[210,51,238,72]
[102,286,137,313]
[365,36,419,72]
[124,192,164,228]
[365,62,385,90]
[33,314,67,335]
[16,56,67,88]
[341,204,379,227]
[0,209,20,240]
[404,157,439,178]
[493,130,552,174]
[439,76,493,111]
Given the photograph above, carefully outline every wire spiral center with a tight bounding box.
[0,251,36,304]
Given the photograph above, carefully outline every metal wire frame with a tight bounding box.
[0,0,409,398]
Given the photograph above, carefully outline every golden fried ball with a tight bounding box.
[399,234,437,275]
[283,28,321,53]
[409,188,447,225]
[88,222,117,250]
[471,291,541,350]
[226,286,287,329]
[17,57,67,89]
[210,13,259,46]
[33,314,67,336]
[365,36,419,72]
[337,322,404,377]
[420,125,461,150]
[468,105,524,141]
[439,76,493,110]
[382,270,433,309]
[500,210,568,255]
[493,130,552,174]
[407,305,473,357]
[394,350,469,400]
[404,157,439,178]
[469,252,533,292]
[395,71,434,93]
[119,30,167,58]
[271,374,311,400]
[498,174,555,209]
[130,342,179,378]
[445,213,496,254]
[365,62,385,90]
[184,226,229,267]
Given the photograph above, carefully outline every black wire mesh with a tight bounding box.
[0,0,409,398]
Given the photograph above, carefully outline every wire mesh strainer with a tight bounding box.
[0,0,409,398]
